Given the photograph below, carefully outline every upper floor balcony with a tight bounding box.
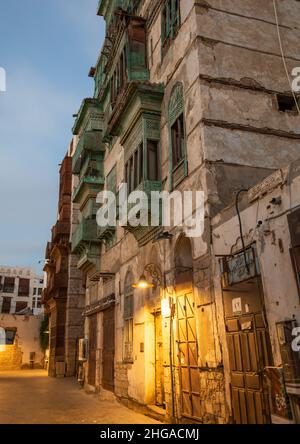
[72,130,104,175]
[72,98,103,137]
[72,175,105,205]
[51,220,70,244]
[41,271,68,304]
[71,218,101,254]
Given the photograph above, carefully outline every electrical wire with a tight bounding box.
[273,0,300,115]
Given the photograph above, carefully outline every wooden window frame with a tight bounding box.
[171,114,185,168]
[168,83,187,188]
[162,0,181,57]
[1,297,12,314]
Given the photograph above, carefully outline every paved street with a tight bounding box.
[0,370,159,424]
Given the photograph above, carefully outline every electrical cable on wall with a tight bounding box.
[273,0,300,116]
[236,189,250,274]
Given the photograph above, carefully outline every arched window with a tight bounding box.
[168,83,187,187]
[124,271,134,363]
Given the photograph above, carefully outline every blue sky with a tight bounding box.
[0,0,105,273]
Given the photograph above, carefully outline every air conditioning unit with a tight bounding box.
[78,338,88,362]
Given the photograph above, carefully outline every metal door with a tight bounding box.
[88,314,97,386]
[223,277,273,424]
[154,312,165,407]
[102,306,115,392]
[176,292,201,420]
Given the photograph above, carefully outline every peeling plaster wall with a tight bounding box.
[212,161,300,405]
[86,0,300,423]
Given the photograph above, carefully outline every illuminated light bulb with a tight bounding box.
[132,274,154,289]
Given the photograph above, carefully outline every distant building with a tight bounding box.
[42,151,85,378]
[0,266,44,316]
[0,314,44,371]
[44,0,300,425]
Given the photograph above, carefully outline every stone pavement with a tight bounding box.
[0,370,160,424]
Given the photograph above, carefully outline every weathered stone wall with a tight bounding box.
[83,0,300,423]
[115,363,130,399]
[0,314,43,371]
[0,342,23,371]
[65,254,85,377]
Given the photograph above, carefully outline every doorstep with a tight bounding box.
[147,405,168,423]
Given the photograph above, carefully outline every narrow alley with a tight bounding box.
[0,371,159,424]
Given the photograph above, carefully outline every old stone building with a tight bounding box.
[64,0,300,424]
[0,266,44,316]
[212,159,300,423]
[42,151,85,378]
[0,314,44,371]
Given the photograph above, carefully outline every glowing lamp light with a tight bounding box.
[132,274,154,290]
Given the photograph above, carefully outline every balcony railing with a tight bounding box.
[42,271,68,303]
[71,219,100,253]
[72,176,104,204]
[97,224,116,241]
[72,131,104,174]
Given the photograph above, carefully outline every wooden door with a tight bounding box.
[88,314,97,386]
[223,277,273,424]
[102,306,115,392]
[176,292,201,420]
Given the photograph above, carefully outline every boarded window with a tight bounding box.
[15,301,28,313]
[18,278,30,297]
[3,277,15,293]
[2,297,12,314]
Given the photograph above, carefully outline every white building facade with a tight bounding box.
[0,266,44,316]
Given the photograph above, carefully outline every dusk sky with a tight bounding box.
[0,0,105,273]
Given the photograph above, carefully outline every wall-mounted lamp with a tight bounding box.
[132,274,154,290]
[132,263,162,290]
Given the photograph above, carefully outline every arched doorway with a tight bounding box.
[174,236,201,421]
